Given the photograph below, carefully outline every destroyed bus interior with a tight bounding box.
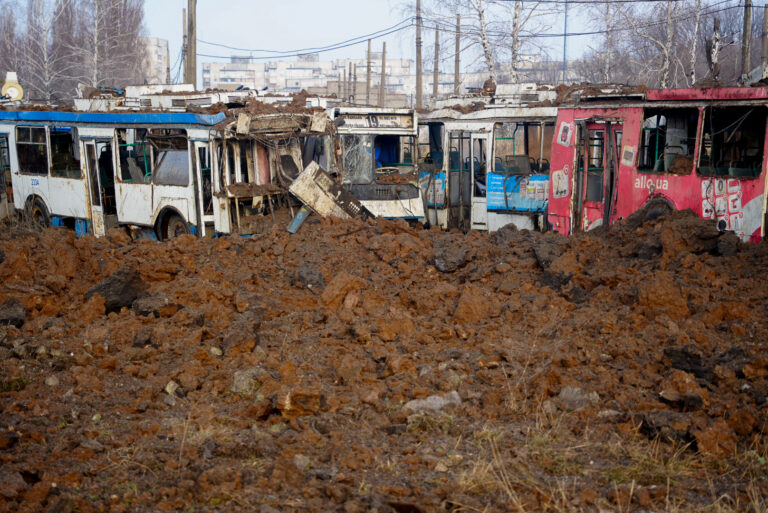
[698,106,766,178]
[638,108,698,174]
[117,129,190,187]
[340,132,420,202]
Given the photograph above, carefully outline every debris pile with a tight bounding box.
[0,210,766,512]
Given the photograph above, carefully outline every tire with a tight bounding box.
[164,214,189,239]
[25,198,50,230]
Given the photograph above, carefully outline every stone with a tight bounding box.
[293,454,311,470]
[640,409,692,443]
[209,346,223,357]
[295,263,325,291]
[0,298,26,328]
[664,344,714,381]
[321,272,366,309]
[85,265,148,314]
[658,370,709,410]
[403,391,461,413]
[132,326,154,347]
[0,471,28,499]
[230,367,266,397]
[165,380,180,396]
[434,239,467,273]
[222,308,262,350]
[277,389,326,418]
[556,386,599,411]
[45,376,59,387]
[132,294,178,317]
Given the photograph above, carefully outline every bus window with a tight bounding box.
[150,134,189,187]
[16,126,48,175]
[50,127,81,179]
[341,134,373,184]
[117,129,151,183]
[698,107,766,179]
[493,122,554,174]
[420,122,443,172]
[639,109,697,174]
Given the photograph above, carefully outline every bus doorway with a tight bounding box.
[573,122,622,232]
[84,140,117,236]
[0,134,10,221]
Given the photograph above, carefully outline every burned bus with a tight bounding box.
[1,107,332,238]
[419,84,557,231]
[547,86,768,241]
[331,107,425,221]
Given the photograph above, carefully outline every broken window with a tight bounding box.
[493,122,554,174]
[419,122,444,172]
[150,133,189,187]
[340,134,373,185]
[50,127,81,179]
[1,135,10,201]
[117,129,151,183]
[639,109,698,174]
[16,126,48,175]
[698,106,766,178]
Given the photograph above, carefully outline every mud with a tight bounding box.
[0,209,766,512]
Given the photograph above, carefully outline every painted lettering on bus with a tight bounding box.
[31,178,39,187]
[634,176,668,191]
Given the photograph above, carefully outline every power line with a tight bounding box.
[196,23,413,60]
[197,18,413,55]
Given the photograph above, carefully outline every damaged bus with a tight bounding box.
[548,86,768,242]
[331,107,425,221]
[0,107,332,238]
[419,84,557,231]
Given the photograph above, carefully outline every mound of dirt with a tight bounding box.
[0,210,766,512]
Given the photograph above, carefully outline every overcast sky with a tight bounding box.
[143,0,587,83]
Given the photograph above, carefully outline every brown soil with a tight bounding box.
[0,209,766,512]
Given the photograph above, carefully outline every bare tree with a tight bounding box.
[2,0,146,101]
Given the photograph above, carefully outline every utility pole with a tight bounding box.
[379,42,387,107]
[182,8,187,83]
[763,5,768,68]
[186,0,197,88]
[352,63,357,103]
[416,0,423,109]
[343,67,348,103]
[562,0,568,83]
[454,14,460,95]
[742,0,752,82]
[433,28,439,100]
[712,18,721,81]
[366,40,372,105]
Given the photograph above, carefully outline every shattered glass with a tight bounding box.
[341,135,373,184]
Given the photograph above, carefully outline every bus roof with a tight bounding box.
[0,110,227,127]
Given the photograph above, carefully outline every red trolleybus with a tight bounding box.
[547,86,768,242]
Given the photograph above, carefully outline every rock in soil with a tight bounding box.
[84,265,148,313]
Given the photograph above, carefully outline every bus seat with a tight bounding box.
[127,158,145,182]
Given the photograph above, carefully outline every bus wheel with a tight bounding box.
[165,214,189,239]
[26,198,50,229]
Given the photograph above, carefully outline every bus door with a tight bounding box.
[84,139,117,236]
[194,141,213,236]
[574,122,622,231]
[447,130,472,230]
[470,133,489,230]
[0,134,10,219]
